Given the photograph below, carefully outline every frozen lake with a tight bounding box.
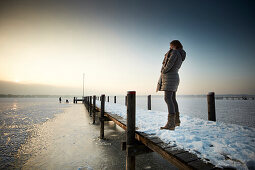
[0,96,254,169]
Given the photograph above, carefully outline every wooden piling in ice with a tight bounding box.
[126,91,136,170]
[100,94,105,139]
[207,92,216,121]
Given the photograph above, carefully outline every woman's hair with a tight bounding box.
[170,40,183,49]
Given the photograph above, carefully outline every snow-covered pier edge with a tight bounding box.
[80,92,255,170]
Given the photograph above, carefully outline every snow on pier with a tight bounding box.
[96,100,255,170]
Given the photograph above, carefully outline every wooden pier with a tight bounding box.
[79,92,235,170]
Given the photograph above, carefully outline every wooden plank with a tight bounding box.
[136,132,149,137]
[104,113,127,130]
[146,136,158,139]
[165,147,187,155]
[120,120,127,125]
[147,137,164,144]
[157,142,170,149]
[135,133,193,170]
[187,159,215,170]
[175,151,199,163]
[108,113,124,121]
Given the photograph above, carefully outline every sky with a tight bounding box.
[0,0,254,96]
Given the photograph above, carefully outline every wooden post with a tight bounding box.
[88,96,90,113]
[87,97,89,112]
[100,94,105,139]
[73,97,75,103]
[87,96,89,109]
[126,91,136,170]
[89,96,92,116]
[93,95,96,124]
[148,95,151,110]
[114,96,116,103]
[86,97,88,110]
[125,95,127,106]
[107,96,109,102]
[207,92,216,121]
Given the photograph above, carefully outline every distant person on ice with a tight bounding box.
[59,97,62,103]
[156,40,186,130]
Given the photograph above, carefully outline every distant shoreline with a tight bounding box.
[0,94,254,98]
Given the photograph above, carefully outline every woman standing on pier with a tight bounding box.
[156,40,186,130]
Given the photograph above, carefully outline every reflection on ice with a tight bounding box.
[12,103,17,110]
[92,137,112,146]
[0,98,71,169]
[78,165,93,170]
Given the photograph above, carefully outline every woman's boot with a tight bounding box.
[160,113,176,130]
[175,112,181,126]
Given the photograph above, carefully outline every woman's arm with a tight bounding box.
[162,50,171,64]
[161,51,177,74]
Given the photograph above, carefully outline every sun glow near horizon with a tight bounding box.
[0,1,254,95]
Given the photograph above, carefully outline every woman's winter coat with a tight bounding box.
[156,49,186,92]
